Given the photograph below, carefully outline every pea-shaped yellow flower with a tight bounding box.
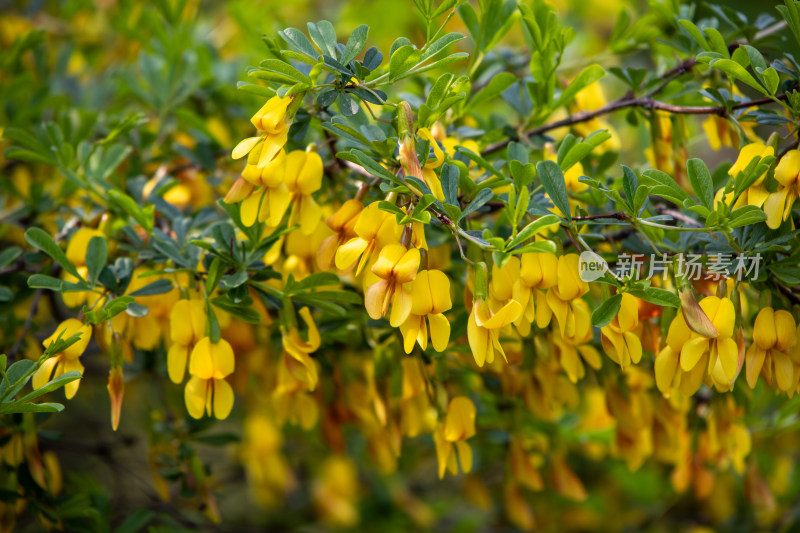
[600,293,643,370]
[467,297,523,367]
[553,299,602,383]
[364,244,420,327]
[167,298,206,383]
[34,319,91,399]
[416,127,445,201]
[654,311,693,396]
[680,296,739,393]
[318,199,363,270]
[335,202,403,275]
[543,254,589,337]
[184,337,235,420]
[764,149,800,229]
[284,150,323,235]
[238,148,291,227]
[232,95,292,168]
[283,307,321,392]
[517,252,558,334]
[399,269,452,353]
[746,307,796,391]
[434,397,476,479]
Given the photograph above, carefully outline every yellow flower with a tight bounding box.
[334,202,402,275]
[33,319,91,399]
[312,456,360,527]
[284,150,323,235]
[167,298,206,383]
[238,148,291,227]
[552,299,602,382]
[317,199,363,270]
[508,253,558,335]
[184,337,235,420]
[434,397,475,478]
[231,95,292,167]
[549,453,588,501]
[61,228,104,309]
[282,307,321,392]
[728,142,774,209]
[241,413,293,508]
[765,149,800,229]
[364,244,420,326]
[542,254,589,336]
[601,293,643,369]
[654,311,693,396]
[399,269,452,353]
[746,307,796,391]
[467,297,523,367]
[679,296,739,393]
[416,127,445,201]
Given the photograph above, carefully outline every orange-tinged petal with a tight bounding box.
[365,279,390,320]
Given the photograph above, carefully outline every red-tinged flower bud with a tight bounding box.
[679,288,718,338]
[108,366,125,431]
[224,176,254,204]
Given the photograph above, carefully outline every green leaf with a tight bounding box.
[536,160,571,220]
[707,58,769,96]
[507,215,560,249]
[27,274,64,291]
[128,279,173,297]
[210,297,260,324]
[389,44,422,81]
[0,402,65,414]
[258,59,311,83]
[108,190,154,234]
[629,287,680,308]
[728,205,768,228]
[640,169,689,205]
[85,236,107,290]
[340,24,369,64]
[553,64,605,109]
[591,294,622,327]
[16,371,82,404]
[465,72,516,111]
[0,360,36,401]
[678,19,711,50]
[762,67,780,95]
[686,158,714,210]
[25,228,81,278]
[0,246,21,269]
[279,28,320,59]
[307,20,338,58]
[459,188,494,221]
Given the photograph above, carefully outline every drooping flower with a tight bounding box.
[334,202,403,275]
[601,292,643,370]
[434,397,476,478]
[746,307,796,391]
[282,307,321,392]
[364,244,420,327]
[467,297,523,367]
[416,127,446,201]
[33,319,91,400]
[231,95,292,167]
[399,269,452,353]
[167,298,207,383]
[552,299,602,382]
[284,150,324,235]
[237,148,291,227]
[184,337,235,420]
[542,254,589,336]
[764,149,800,229]
[679,296,739,393]
[318,199,363,270]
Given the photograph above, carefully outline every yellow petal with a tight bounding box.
[773,351,794,391]
[232,136,261,159]
[482,300,523,329]
[618,293,639,332]
[372,244,406,279]
[753,307,777,349]
[390,284,414,327]
[774,310,797,352]
[410,271,434,315]
[746,345,766,389]
[399,316,421,354]
[184,376,208,419]
[467,309,489,367]
[428,313,451,352]
[297,195,321,235]
[774,149,800,186]
[655,346,679,394]
[716,337,738,381]
[33,357,59,392]
[455,441,473,474]
[765,188,790,230]
[393,248,421,283]
[257,130,288,168]
[210,338,235,378]
[167,343,190,384]
[444,397,476,441]
[213,378,234,419]
[189,337,214,379]
[335,238,368,271]
[681,337,709,372]
[365,279,389,320]
[170,300,193,345]
[240,188,264,227]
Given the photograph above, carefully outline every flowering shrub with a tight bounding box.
[3,0,800,530]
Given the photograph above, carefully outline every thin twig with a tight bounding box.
[8,289,42,361]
